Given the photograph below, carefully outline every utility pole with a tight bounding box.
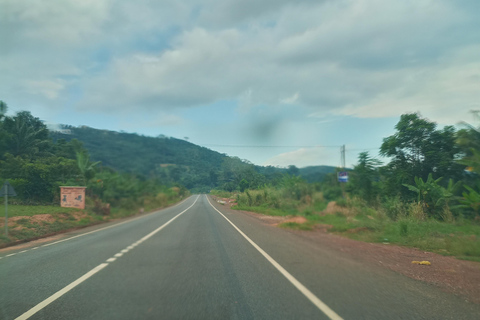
[340,145,346,198]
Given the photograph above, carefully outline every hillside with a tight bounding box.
[50,126,336,190]
[50,126,226,191]
[299,166,340,183]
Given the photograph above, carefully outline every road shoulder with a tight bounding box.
[209,195,480,305]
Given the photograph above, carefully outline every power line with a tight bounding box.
[347,148,379,151]
[200,143,380,151]
[200,144,343,148]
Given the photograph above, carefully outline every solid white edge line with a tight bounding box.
[14,195,200,320]
[15,263,109,320]
[2,198,193,260]
[205,195,343,320]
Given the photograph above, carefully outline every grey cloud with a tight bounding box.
[1,0,479,126]
[197,0,324,28]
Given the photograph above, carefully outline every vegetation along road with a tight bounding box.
[1,195,479,320]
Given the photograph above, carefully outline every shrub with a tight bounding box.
[92,199,110,216]
[407,202,426,221]
[336,198,347,207]
[382,196,406,220]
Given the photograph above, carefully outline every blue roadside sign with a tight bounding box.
[338,171,348,183]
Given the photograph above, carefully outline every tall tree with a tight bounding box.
[2,111,51,158]
[380,113,462,197]
[350,152,382,204]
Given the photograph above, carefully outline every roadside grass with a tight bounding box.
[0,194,188,247]
[228,189,480,262]
[210,189,236,199]
[279,222,314,231]
[0,208,105,245]
[2,204,81,217]
[232,205,294,216]
[309,211,480,262]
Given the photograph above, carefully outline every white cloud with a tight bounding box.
[280,93,299,104]
[24,79,66,100]
[1,0,479,127]
[335,45,480,124]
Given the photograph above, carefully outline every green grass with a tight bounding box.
[1,204,81,217]
[231,194,480,261]
[310,212,480,261]
[210,190,235,198]
[232,205,294,216]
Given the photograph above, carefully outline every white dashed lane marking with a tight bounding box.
[15,196,200,320]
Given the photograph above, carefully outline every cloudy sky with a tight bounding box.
[1,0,479,168]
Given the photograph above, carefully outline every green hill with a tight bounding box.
[50,126,226,191]
[50,126,337,190]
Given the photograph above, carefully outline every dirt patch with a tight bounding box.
[224,204,309,227]
[321,201,350,215]
[296,227,480,304]
[212,196,238,208]
[70,211,90,221]
[29,214,56,224]
[277,216,308,225]
[1,214,56,227]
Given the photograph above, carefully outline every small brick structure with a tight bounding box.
[60,186,86,209]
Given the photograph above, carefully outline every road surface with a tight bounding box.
[1,195,479,319]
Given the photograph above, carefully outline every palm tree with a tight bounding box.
[3,111,50,157]
[76,151,101,186]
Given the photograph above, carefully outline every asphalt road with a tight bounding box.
[1,195,480,319]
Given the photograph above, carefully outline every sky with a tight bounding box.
[1,0,479,168]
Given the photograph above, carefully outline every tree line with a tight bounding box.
[214,112,480,224]
[0,101,187,209]
[344,112,480,220]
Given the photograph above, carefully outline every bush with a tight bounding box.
[92,199,110,216]
[322,185,343,201]
[407,202,426,221]
[336,198,347,207]
[382,196,406,220]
